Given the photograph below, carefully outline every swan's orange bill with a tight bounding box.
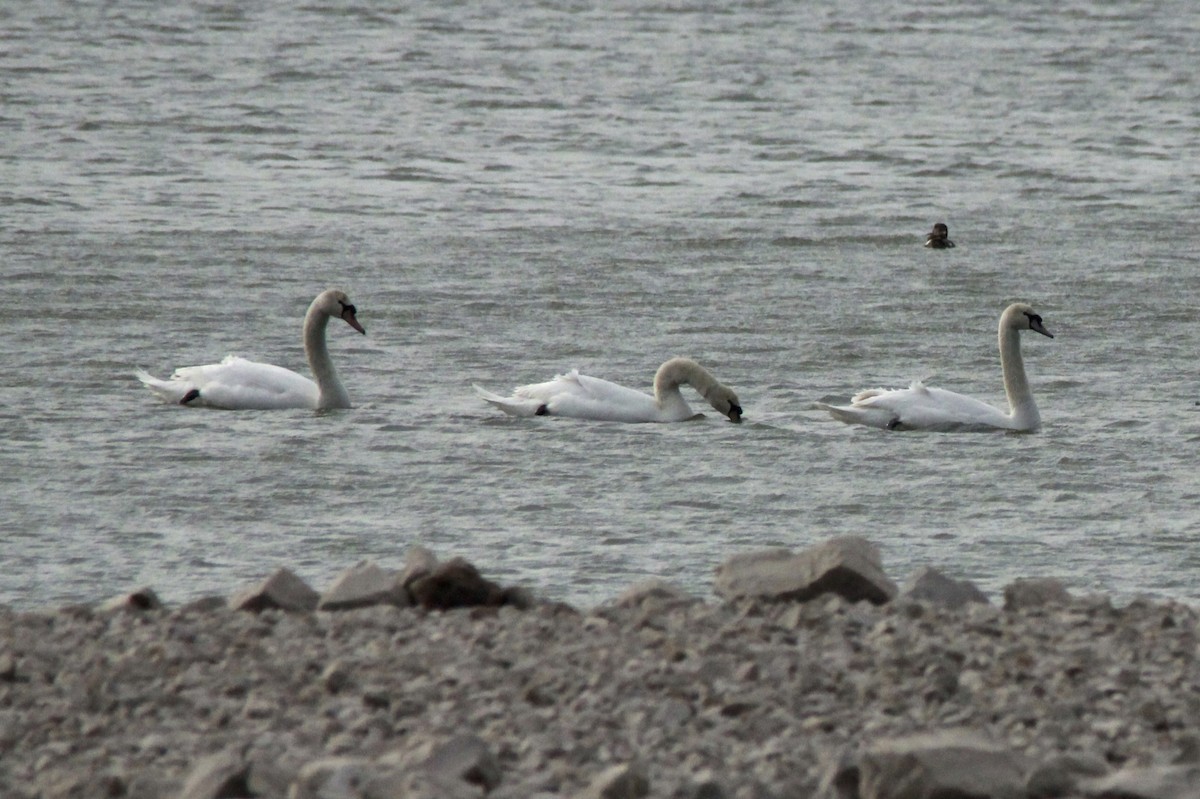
[343,310,366,335]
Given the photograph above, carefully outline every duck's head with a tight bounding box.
[925,223,954,247]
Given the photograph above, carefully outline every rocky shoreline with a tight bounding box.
[2,537,1198,799]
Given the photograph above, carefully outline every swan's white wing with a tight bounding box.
[815,395,897,430]
[473,384,543,417]
[895,385,1015,431]
[821,381,1015,431]
[139,355,318,410]
[478,369,675,422]
[519,370,663,422]
[873,384,1013,431]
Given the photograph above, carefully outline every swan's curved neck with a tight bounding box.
[654,358,717,412]
[305,305,351,410]
[999,321,1038,428]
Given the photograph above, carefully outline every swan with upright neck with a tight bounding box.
[475,357,743,423]
[136,289,366,410]
[817,303,1053,432]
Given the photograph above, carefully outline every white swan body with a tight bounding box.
[475,357,743,423]
[817,303,1053,432]
[136,289,365,410]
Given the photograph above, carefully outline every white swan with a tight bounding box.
[136,289,365,410]
[816,303,1053,432]
[474,357,744,423]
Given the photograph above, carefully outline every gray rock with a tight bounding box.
[499,585,537,610]
[290,756,374,799]
[422,734,502,793]
[177,749,250,799]
[179,595,229,613]
[367,770,485,799]
[1003,577,1072,611]
[613,579,699,609]
[714,537,897,605]
[399,546,439,589]
[98,586,162,612]
[901,567,990,608]
[1026,751,1109,798]
[1173,734,1200,764]
[686,774,729,799]
[858,729,1027,799]
[816,749,860,799]
[574,762,650,799]
[1080,764,1200,799]
[229,567,319,612]
[244,755,293,799]
[0,651,21,682]
[318,560,409,611]
[408,557,506,610]
[321,659,354,694]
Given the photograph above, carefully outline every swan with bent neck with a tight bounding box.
[475,357,744,423]
[817,303,1053,432]
[136,289,366,410]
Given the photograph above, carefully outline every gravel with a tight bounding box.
[2,542,1198,799]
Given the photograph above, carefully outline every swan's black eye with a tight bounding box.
[1026,313,1042,326]
[342,303,357,315]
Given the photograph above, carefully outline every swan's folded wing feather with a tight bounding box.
[539,371,664,421]
[854,385,1011,431]
[480,370,666,422]
[135,369,190,404]
[814,399,897,429]
[821,381,1011,431]
[543,390,663,422]
[511,371,655,407]
[899,386,1013,431]
[566,371,659,406]
[473,384,544,416]
[170,356,318,410]
[508,370,581,403]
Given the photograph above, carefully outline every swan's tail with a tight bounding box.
[473,384,545,417]
[813,401,859,425]
[136,369,191,405]
[813,400,897,429]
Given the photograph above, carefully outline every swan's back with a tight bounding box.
[476,369,665,422]
[477,357,743,423]
[477,368,694,422]
[873,383,1020,431]
[820,381,1025,431]
[544,371,668,422]
[139,356,319,410]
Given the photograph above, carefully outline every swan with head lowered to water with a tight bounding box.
[474,357,743,423]
[816,303,1053,432]
[136,289,366,410]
